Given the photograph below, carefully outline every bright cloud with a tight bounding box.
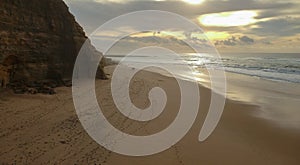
[198,10,258,27]
[182,0,205,5]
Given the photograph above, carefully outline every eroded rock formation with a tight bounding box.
[0,0,106,84]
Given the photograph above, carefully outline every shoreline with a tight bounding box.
[137,64,300,131]
[221,71,300,130]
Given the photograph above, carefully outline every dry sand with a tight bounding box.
[0,66,299,164]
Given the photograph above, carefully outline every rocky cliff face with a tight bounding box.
[0,0,106,82]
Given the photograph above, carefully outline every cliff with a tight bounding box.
[0,0,106,83]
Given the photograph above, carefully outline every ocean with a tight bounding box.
[190,53,300,83]
[106,53,300,84]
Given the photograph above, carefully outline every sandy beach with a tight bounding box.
[0,65,300,164]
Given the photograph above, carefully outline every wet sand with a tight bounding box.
[0,66,299,164]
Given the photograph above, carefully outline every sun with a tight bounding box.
[182,0,205,5]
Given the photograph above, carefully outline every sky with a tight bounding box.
[63,0,300,53]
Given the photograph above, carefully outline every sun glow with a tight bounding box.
[205,31,230,40]
[182,0,205,5]
[198,10,258,27]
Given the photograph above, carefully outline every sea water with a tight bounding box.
[106,53,300,84]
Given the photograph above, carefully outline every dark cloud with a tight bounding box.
[215,36,255,46]
[239,36,254,44]
[250,16,300,36]
[215,36,237,46]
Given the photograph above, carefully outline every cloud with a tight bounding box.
[64,0,297,34]
[215,36,237,46]
[262,40,272,45]
[63,0,300,52]
[103,35,194,54]
[214,35,255,46]
[239,36,254,44]
[250,16,300,36]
